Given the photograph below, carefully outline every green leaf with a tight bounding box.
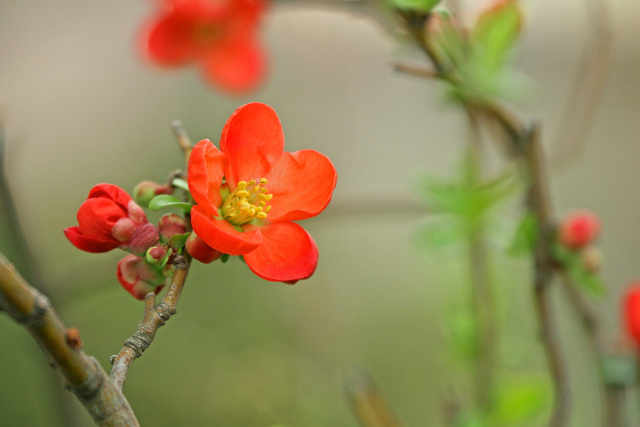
[168,232,190,251]
[172,178,189,192]
[507,213,538,257]
[149,195,192,212]
[220,253,230,263]
[490,374,551,425]
[472,0,522,71]
[446,307,479,360]
[389,0,441,12]
[419,219,466,250]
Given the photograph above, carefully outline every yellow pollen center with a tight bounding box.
[220,178,272,226]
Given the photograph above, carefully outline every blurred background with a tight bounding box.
[1,0,639,425]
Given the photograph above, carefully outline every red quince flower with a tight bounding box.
[64,184,159,255]
[188,102,337,282]
[141,0,268,94]
[623,283,640,348]
[117,254,166,300]
[557,210,601,250]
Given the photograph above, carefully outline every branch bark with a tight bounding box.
[109,254,191,390]
[0,252,139,426]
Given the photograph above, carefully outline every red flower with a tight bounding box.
[623,283,640,348]
[141,0,268,94]
[64,184,159,255]
[117,255,166,300]
[557,210,601,250]
[188,102,336,282]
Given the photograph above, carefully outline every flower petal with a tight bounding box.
[87,184,132,213]
[77,198,128,241]
[220,102,284,188]
[64,227,119,253]
[243,222,319,282]
[188,139,226,215]
[191,205,262,255]
[266,150,337,222]
[201,38,267,94]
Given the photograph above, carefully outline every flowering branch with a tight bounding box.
[0,252,139,426]
[110,253,191,390]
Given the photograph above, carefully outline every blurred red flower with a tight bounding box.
[188,102,337,282]
[557,210,601,250]
[64,184,159,255]
[623,283,640,348]
[141,0,268,94]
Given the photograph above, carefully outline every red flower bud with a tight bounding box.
[186,232,222,264]
[65,184,159,255]
[558,210,600,250]
[623,283,640,348]
[158,214,187,244]
[133,180,173,208]
[117,254,166,300]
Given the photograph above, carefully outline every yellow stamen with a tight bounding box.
[220,178,273,226]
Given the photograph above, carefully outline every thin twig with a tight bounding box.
[344,369,403,427]
[171,120,194,169]
[551,0,613,169]
[525,124,571,427]
[109,254,191,390]
[0,252,139,426]
[393,63,438,79]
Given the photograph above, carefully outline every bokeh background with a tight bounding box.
[1,0,639,425]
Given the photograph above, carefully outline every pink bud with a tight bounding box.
[111,217,137,243]
[117,254,166,300]
[558,210,601,250]
[133,180,173,208]
[158,214,187,244]
[128,222,160,256]
[186,232,222,264]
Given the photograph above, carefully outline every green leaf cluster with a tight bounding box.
[419,154,519,250]
[427,0,524,104]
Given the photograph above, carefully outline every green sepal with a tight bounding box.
[145,247,172,268]
[601,355,638,387]
[149,195,192,212]
[168,232,190,251]
[172,178,190,192]
[220,253,230,263]
[552,244,606,298]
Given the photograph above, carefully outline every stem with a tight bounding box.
[109,254,191,390]
[0,252,139,426]
[525,125,571,427]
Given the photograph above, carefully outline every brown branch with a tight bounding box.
[524,124,571,427]
[344,370,403,427]
[109,254,191,390]
[393,62,438,79]
[551,0,613,169]
[171,120,194,169]
[0,252,139,426]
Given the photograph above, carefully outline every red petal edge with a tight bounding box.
[243,222,318,282]
[64,227,119,253]
[219,102,284,188]
[188,139,226,214]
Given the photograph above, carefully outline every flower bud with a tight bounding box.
[146,245,170,266]
[65,184,157,254]
[581,246,603,274]
[186,232,222,264]
[623,283,640,349]
[158,214,187,244]
[133,180,173,208]
[117,254,166,300]
[558,210,601,250]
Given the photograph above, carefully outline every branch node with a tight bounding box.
[71,357,105,401]
[155,302,176,321]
